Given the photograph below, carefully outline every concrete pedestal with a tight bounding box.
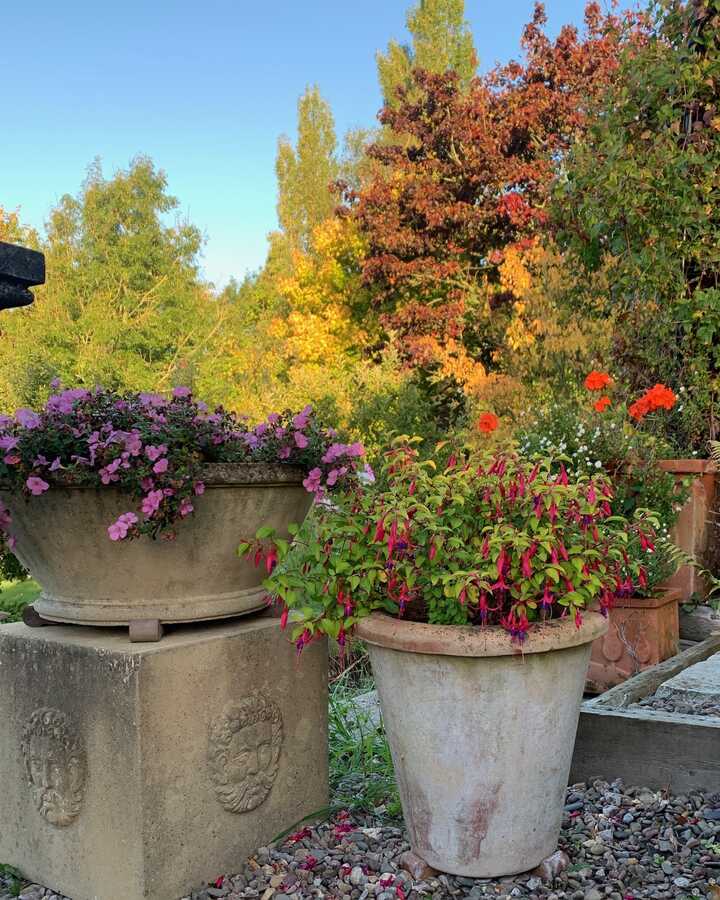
[0,616,328,900]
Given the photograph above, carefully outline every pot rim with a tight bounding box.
[0,461,307,491]
[354,609,608,657]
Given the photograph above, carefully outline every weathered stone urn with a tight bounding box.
[1,463,311,628]
[355,611,608,878]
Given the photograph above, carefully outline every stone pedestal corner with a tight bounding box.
[0,616,328,900]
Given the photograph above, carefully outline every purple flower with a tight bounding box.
[255,422,268,437]
[153,458,169,475]
[141,490,164,517]
[267,413,280,425]
[107,511,139,541]
[124,431,143,456]
[16,409,41,430]
[145,444,167,462]
[172,386,192,399]
[3,454,20,465]
[294,431,309,449]
[141,476,155,491]
[26,476,50,496]
[138,392,166,407]
[278,445,291,460]
[0,502,11,531]
[194,482,205,495]
[33,455,49,468]
[179,498,194,517]
[302,467,323,494]
[49,457,63,472]
[292,405,313,430]
[99,457,122,484]
[0,436,18,451]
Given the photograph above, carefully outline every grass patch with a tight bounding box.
[329,653,400,818]
[0,579,41,622]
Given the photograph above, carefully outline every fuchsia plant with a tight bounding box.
[240,440,661,650]
[0,385,366,549]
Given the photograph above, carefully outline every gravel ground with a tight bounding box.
[4,780,719,900]
[630,695,720,718]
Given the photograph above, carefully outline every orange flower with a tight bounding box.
[584,371,612,391]
[477,412,499,433]
[594,396,611,412]
[629,383,676,420]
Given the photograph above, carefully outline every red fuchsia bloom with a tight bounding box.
[587,484,597,504]
[500,610,530,643]
[638,567,648,589]
[279,606,289,630]
[541,582,553,609]
[557,464,569,486]
[533,495,544,519]
[429,540,437,560]
[548,501,559,523]
[574,609,583,629]
[521,550,533,579]
[26,476,49,496]
[584,371,612,391]
[288,826,312,843]
[265,546,279,574]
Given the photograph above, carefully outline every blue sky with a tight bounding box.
[3,1,635,288]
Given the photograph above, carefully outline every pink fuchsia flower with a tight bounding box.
[293,431,308,449]
[179,498,194,517]
[145,444,167,462]
[26,476,50,496]
[107,512,139,541]
[15,409,41,429]
[141,489,164,517]
[172,386,192,399]
[302,467,323,494]
[194,482,205,496]
[292,405,313,430]
[153,458,169,475]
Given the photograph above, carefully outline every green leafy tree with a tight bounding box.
[556,0,720,452]
[0,157,222,410]
[377,0,477,105]
[275,86,339,253]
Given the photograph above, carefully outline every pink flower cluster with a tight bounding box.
[0,385,365,552]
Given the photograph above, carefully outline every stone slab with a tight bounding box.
[0,616,328,900]
[656,651,720,703]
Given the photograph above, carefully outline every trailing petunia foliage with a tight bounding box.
[0,386,365,550]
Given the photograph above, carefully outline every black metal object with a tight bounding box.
[0,241,45,310]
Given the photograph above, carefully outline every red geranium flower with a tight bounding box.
[629,384,676,420]
[594,396,611,412]
[477,412,499,434]
[584,371,612,391]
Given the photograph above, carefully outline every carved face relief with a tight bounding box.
[208,694,283,813]
[20,707,86,826]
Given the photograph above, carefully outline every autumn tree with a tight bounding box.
[343,3,647,377]
[377,0,477,105]
[0,158,222,410]
[557,0,720,451]
[275,86,339,254]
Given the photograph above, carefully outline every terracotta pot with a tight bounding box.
[658,459,716,603]
[0,463,312,626]
[355,612,608,877]
[585,588,680,693]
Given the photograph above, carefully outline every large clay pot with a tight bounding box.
[658,459,716,603]
[355,612,607,878]
[0,464,311,626]
[585,589,680,693]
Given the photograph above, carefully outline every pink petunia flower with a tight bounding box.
[141,490,164,517]
[16,408,41,429]
[26,476,50,495]
[153,458,169,475]
[172,386,192,398]
[194,482,205,495]
[294,431,308,449]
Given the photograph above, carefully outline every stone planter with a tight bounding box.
[586,589,680,693]
[0,463,311,627]
[658,459,716,603]
[355,612,608,878]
